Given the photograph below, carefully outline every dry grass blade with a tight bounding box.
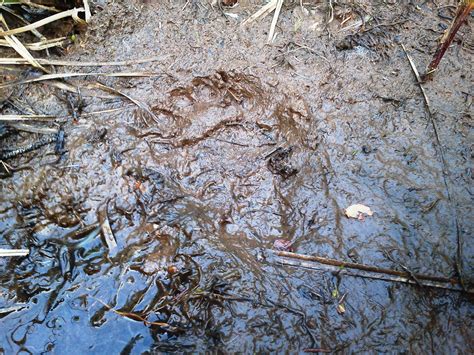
[91,82,160,123]
[402,43,465,290]
[268,0,283,43]
[0,71,161,88]
[0,248,29,257]
[0,7,85,36]
[241,0,277,26]
[0,15,46,71]
[83,0,91,22]
[3,0,60,12]
[44,80,118,99]
[0,55,168,66]
[0,114,56,121]
[0,37,67,51]
[0,5,46,39]
[7,123,57,134]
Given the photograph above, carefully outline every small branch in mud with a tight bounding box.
[401,44,433,115]
[424,0,474,79]
[270,250,470,293]
[402,43,466,291]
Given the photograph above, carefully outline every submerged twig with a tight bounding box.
[271,250,469,293]
[93,298,176,330]
[402,43,465,290]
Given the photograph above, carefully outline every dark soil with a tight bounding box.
[1,1,473,353]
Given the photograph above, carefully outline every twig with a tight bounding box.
[402,43,465,290]
[425,0,474,78]
[271,250,469,293]
[401,44,432,114]
[92,297,175,329]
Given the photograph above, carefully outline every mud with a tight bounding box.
[1,0,473,353]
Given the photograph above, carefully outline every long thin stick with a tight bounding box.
[0,56,167,67]
[402,43,465,290]
[425,0,474,78]
[275,250,457,283]
[0,114,56,121]
[0,71,161,89]
[401,44,432,114]
[273,251,469,293]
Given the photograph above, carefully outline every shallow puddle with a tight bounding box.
[1,1,473,353]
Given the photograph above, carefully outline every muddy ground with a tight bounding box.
[0,0,473,353]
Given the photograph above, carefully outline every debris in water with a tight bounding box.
[99,203,117,253]
[273,239,293,252]
[337,293,347,315]
[0,249,29,257]
[344,204,373,220]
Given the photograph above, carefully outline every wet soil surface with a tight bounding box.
[1,1,473,353]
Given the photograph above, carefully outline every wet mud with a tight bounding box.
[1,1,473,353]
